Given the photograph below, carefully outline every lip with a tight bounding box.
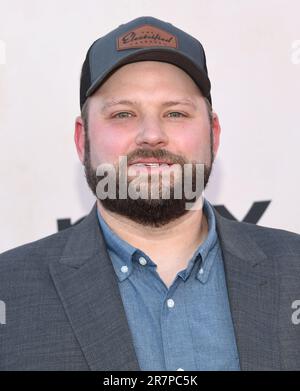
[129,159,173,165]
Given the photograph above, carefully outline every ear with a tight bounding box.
[74,116,86,164]
[211,111,221,158]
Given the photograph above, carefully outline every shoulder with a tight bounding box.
[0,224,76,271]
[239,217,298,241]
[237,220,300,256]
[0,203,98,280]
[214,209,300,259]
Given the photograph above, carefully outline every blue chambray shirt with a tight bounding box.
[97,198,240,371]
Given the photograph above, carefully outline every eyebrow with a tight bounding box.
[100,98,197,112]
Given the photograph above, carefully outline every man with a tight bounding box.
[0,16,300,371]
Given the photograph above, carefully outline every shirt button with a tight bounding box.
[199,267,204,275]
[121,265,128,273]
[177,368,184,371]
[139,256,147,266]
[167,299,175,308]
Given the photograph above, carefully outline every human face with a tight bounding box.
[75,61,221,226]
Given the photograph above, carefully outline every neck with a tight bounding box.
[96,199,208,269]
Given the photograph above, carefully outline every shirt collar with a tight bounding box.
[97,208,137,281]
[195,198,219,283]
[97,198,219,283]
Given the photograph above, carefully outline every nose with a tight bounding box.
[135,115,169,148]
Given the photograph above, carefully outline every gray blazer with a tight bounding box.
[0,203,299,371]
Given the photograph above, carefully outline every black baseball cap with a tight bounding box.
[80,16,212,109]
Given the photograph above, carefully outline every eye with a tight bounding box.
[112,112,134,119]
[167,112,187,118]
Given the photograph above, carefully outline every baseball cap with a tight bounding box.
[80,16,212,109]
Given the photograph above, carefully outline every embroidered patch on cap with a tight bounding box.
[117,24,178,50]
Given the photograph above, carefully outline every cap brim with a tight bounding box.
[86,48,211,103]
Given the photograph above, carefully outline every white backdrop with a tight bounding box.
[0,0,299,253]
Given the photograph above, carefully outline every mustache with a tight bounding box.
[126,149,187,165]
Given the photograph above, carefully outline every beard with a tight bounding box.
[83,132,214,227]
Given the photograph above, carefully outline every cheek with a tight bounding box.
[89,125,132,164]
[175,129,211,161]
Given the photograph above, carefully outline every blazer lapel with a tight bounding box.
[49,203,140,371]
[214,209,281,370]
